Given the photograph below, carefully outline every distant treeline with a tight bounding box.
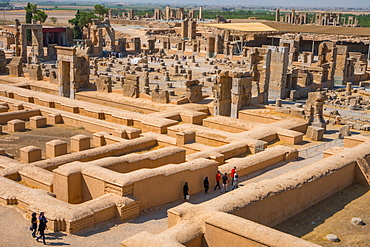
[201,9,370,27]
[111,8,154,17]
[201,10,275,20]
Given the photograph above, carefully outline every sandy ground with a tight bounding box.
[1,10,77,25]
[0,203,167,247]
[274,184,370,246]
[0,123,93,160]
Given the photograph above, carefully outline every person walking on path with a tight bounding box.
[183,182,189,200]
[31,212,37,238]
[232,173,239,190]
[36,212,47,245]
[203,177,209,193]
[214,171,221,190]
[221,173,228,193]
[230,167,236,185]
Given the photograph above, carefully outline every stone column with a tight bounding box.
[118,38,127,53]
[181,19,189,39]
[188,20,197,40]
[268,46,289,99]
[148,39,155,53]
[133,37,141,54]
[199,6,203,20]
[206,37,215,58]
[276,9,280,22]
[230,75,252,118]
[212,71,232,116]
[165,6,171,20]
[346,82,352,95]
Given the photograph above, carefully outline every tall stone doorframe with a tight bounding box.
[56,46,90,99]
[212,70,252,118]
[20,22,44,62]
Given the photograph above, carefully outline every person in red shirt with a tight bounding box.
[214,171,221,190]
[230,167,236,185]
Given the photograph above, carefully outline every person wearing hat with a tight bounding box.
[36,212,47,244]
[31,212,37,238]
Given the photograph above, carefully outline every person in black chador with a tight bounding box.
[203,177,209,193]
[31,212,37,238]
[36,212,47,245]
[183,182,189,200]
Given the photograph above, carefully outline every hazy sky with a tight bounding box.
[128,0,369,8]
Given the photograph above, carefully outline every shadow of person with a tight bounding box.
[44,232,70,245]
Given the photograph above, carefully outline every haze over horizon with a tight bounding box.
[120,0,369,9]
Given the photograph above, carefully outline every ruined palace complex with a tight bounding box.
[0,6,370,246]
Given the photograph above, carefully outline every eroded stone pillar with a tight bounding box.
[181,19,189,39]
[206,37,215,58]
[230,73,252,118]
[212,70,232,116]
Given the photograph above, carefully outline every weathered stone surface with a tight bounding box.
[122,74,139,98]
[306,126,324,141]
[306,91,327,131]
[351,217,365,225]
[96,75,112,93]
[326,234,340,242]
[28,64,42,80]
[338,125,351,138]
[9,56,23,77]
[185,80,203,103]
[152,90,169,104]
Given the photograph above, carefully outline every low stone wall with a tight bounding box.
[238,110,280,123]
[186,141,254,164]
[218,145,298,178]
[121,141,370,247]
[343,135,370,148]
[0,177,139,234]
[204,212,319,247]
[0,96,143,138]
[0,85,204,134]
[54,158,218,209]
[0,108,41,124]
[33,136,157,170]
[19,166,53,192]
[231,161,356,227]
[90,146,186,173]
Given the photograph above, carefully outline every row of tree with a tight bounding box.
[69,4,109,39]
[23,3,109,39]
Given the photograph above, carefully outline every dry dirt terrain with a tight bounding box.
[0,123,93,160]
[274,184,370,246]
[2,9,77,25]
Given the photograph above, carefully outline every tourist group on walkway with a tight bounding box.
[182,167,239,201]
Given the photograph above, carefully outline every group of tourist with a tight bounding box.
[149,56,163,63]
[214,167,239,193]
[30,212,48,245]
[106,51,124,58]
[182,167,239,201]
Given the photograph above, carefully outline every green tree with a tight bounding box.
[94,4,108,19]
[32,10,48,23]
[69,10,98,39]
[25,3,35,41]
[25,3,48,24]
[50,17,57,24]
